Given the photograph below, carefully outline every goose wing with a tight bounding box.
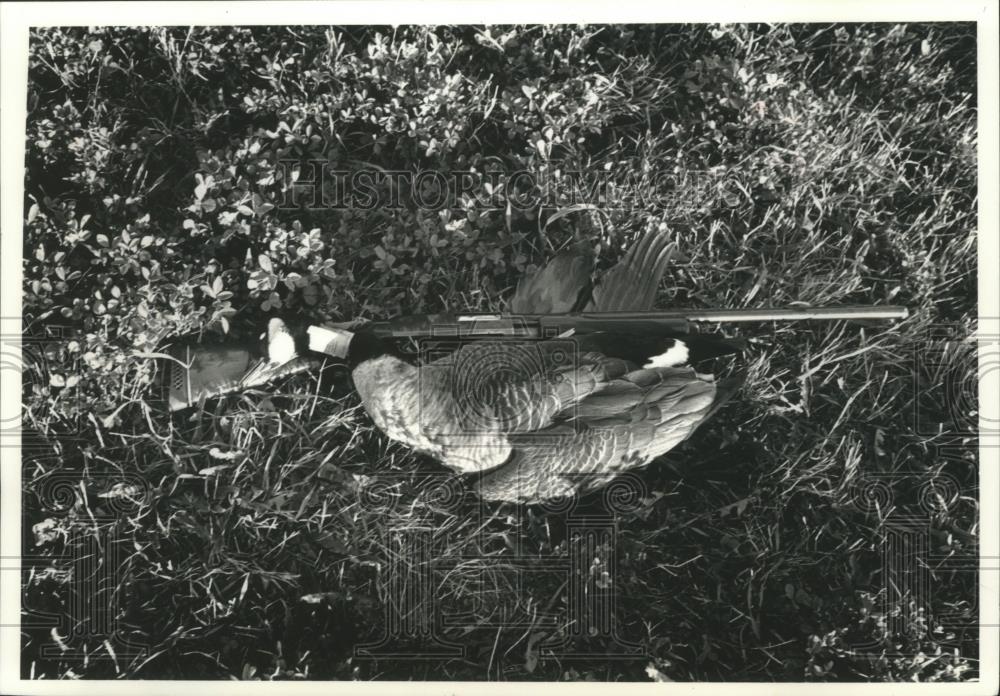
[509,240,594,313]
[507,226,677,314]
[473,369,742,503]
[425,328,741,436]
[584,226,677,311]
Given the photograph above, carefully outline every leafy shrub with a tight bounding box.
[806,593,973,681]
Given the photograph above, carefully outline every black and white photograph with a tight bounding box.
[1,1,997,691]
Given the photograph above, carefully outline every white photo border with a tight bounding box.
[1,2,997,695]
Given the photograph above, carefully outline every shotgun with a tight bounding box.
[163,305,909,411]
[352,305,911,339]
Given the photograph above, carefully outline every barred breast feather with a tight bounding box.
[351,354,513,473]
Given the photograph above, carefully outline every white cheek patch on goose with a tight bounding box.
[643,340,689,368]
[268,332,297,363]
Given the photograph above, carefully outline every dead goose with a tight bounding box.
[283,229,744,502]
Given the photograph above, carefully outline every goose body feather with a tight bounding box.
[351,336,731,501]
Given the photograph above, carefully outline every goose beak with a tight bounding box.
[308,325,353,358]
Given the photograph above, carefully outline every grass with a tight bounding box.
[20,24,978,681]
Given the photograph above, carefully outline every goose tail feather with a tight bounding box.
[586,227,676,311]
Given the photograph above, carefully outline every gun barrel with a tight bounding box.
[683,306,909,323]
